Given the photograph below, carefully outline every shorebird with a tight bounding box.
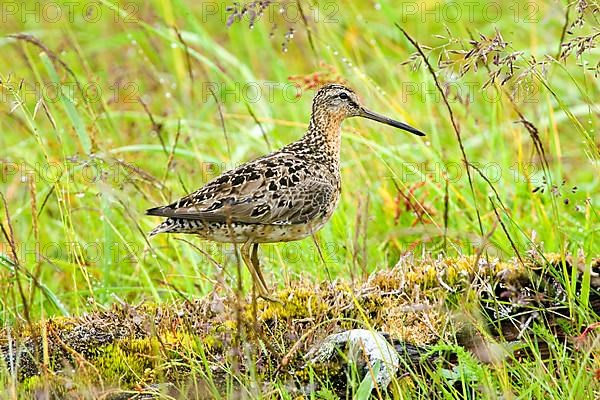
[147,84,424,300]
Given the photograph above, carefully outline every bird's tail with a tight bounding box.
[148,218,176,237]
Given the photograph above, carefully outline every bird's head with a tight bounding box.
[311,83,425,137]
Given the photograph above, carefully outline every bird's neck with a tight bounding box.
[302,112,343,163]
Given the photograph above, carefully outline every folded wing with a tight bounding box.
[146,153,335,225]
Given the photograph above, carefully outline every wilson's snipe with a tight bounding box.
[147,84,424,300]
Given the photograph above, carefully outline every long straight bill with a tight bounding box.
[360,108,425,136]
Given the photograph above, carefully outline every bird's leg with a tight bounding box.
[251,243,271,297]
[240,240,260,293]
[251,243,282,303]
[241,241,280,303]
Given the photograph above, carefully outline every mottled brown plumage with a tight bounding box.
[147,84,424,300]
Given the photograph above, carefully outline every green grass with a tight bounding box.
[0,0,599,398]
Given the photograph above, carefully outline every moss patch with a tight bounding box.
[2,253,598,398]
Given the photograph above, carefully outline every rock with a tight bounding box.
[304,329,400,392]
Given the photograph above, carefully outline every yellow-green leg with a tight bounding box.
[241,241,280,302]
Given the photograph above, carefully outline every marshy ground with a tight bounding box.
[4,254,599,398]
[1,0,599,398]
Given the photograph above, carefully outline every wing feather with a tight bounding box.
[146,153,336,225]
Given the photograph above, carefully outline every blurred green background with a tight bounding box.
[0,0,598,321]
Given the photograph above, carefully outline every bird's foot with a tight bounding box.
[257,292,283,304]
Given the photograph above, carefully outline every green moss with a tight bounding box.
[3,254,597,397]
[19,375,46,396]
[93,341,155,385]
[257,286,330,321]
[202,334,223,351]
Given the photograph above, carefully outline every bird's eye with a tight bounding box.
[338,92,349,100]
